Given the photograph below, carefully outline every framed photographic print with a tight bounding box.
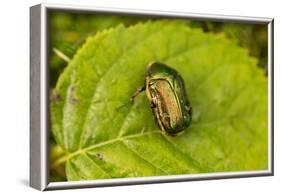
[30,3,274,191]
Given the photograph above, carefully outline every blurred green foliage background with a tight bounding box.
[49,11,268,88]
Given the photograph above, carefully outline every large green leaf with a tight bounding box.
[50,21,268,181]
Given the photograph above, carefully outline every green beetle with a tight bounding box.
[131,62,192,135]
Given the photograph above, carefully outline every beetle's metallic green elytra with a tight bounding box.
[145,62,192,135]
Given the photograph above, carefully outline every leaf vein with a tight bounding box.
[121,140,169,175]
[161,134,206,172]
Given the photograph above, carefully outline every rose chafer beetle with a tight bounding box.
[132,62,192,136]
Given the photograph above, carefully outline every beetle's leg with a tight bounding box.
[150,102,156,108]
[130,85,146,102]
[116,85,146,111]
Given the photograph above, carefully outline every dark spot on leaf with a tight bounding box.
[70,96,78,104]
[95,153,104,160]
[69,85,78,104]
[51,91,62,103]
[70,85,76,92]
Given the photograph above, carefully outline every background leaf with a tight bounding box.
[50,21,268,181]
[49,12,149,87]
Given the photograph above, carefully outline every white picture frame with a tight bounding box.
[30,3,274,191]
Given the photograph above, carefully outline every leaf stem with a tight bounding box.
[53,48,71,63]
